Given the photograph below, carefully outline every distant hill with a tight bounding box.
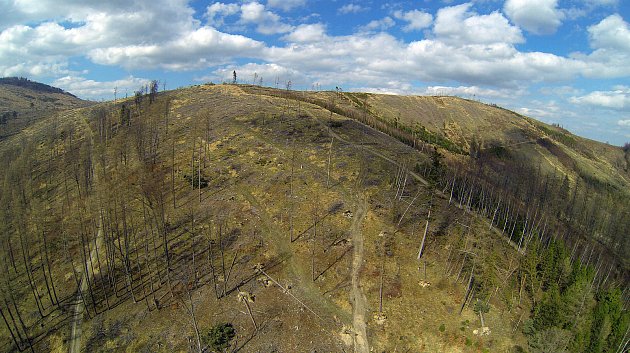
[0,76,77,97]
[0,77,91,139]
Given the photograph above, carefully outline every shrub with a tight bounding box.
[183,173,209,189]
[204,323,235,352]
[328,120,343,128]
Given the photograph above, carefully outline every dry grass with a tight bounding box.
[4,83,623,352]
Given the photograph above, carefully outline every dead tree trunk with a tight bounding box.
[18,228,45,317]
[326,137,334,188]
[417,218,429,260]
[39,231,56,307]
[238,290,258,331]
[172,139,176,209]
[459,264,475,315]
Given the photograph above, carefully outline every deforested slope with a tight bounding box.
[0,83,627,353]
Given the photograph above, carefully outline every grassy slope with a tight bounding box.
[1,83,625,352]
[0,83,91,140]
[238,86,629,194]
[243,86,630,263]
[347,91,629,190]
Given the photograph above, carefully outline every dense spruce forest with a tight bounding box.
[0,81,628,352]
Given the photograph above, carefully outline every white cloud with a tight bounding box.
[539,85,583,96]
[206,2,294,34]
[0,0,201,76]
[263,32,407,86]
[240,1,294,34]
[338,4,368,15]
[393,10,433,32]
[0,0,134,30]
[207,63,306,85]
[618,119,630,127]
[0,0,628,128]
[359,17,395,32]
[434,3,524,45]
[52,75,151,99]
[267,0,306,12]
[88,27,264,70]
[517,107,557,119]
[262,26,584,90]
[206,2,240,27]
[282,23,327,43]
[588,14,630,52]
[355,84,413,96]
[570,87,630,111]
[504,0,564,35]
[572,15,630,78]
[424,85,518,99]
[0,61,71,78]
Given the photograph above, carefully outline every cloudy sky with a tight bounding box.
[1,0,629,145]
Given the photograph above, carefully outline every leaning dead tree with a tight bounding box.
[174,271,202,353]
[253,263,323,321]
[237,289,258,331]
[417,209,430,260]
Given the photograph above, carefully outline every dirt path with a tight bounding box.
[69,276,85,353]
[350,198,369,353]
[69,232,102,353]
[69,225,103,353]
[69,113,103,353]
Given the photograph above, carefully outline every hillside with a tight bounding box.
[0,77,91,140]
[241,85,630,267]
[0,77,78,96]
[0,83,627,353]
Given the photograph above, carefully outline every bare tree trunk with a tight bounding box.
[459,264,475,315]
[379,260,385,315]
[238,290,258,331]
[198,140,201,203]
[490,198,501,229]
[417,218,429,260]
[18,228,45,317]
[449,177,455,205]
[397,190,421,228]
[0,306,24,352]
[224,247,240,295]
[326,137,334,188]
[243,298,257,331]
[518,274,525,306]
[208,237,220,299]
[79,229,98,314]
[183,288,202,353]
[219,223,227,296]
[39,231,56,307]
[398,170,408,201]
[93,220,111,310]
[289,140,296,242]
[172,139,176,209]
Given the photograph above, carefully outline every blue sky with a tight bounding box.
[1,0,629,145]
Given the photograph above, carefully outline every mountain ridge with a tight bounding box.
[0,81,627,352]
[0,77,77,97]
[0,77,90,140]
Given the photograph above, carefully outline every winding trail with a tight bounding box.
[69,112,103,353]
[69,225,103,353]
[350,198,369,353]
[69,276,85,353]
